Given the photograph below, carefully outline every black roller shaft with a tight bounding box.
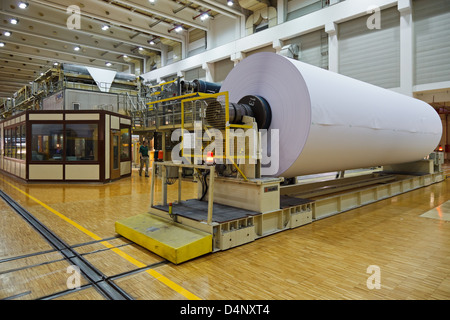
[205,95,271,130]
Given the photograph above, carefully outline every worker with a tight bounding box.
[139,139,150,177]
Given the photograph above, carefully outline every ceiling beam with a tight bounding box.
[0,78,34,85]
[0,5,164,53]
[0,64,42,73]
[0,39,130,67]
[188,0,245,18]
[0,70,36,78]
[0,34,132,67]
[0,22,144,60]
[0,83,26,90]
[0,48,128,72]
[30,0,184,42]
[0,71,37,80]
[110,0,209,31]
[0,53,54,68]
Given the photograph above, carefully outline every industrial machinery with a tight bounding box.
[116,53,444,264]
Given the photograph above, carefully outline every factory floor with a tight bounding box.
[1,164,449,301]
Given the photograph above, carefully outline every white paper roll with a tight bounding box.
[220,52,442,177]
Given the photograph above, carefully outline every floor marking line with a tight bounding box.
[0,178,201,300]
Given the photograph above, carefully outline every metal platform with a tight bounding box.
[280,195,313,208]
[154,199,259,223]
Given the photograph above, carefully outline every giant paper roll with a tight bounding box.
[220,52,442,178]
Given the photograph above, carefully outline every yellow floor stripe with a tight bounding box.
[0,177,201,300]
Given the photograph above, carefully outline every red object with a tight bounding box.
[158,150,163,160]
[206,151,214,165]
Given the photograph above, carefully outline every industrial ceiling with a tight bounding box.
[0,0,251,98]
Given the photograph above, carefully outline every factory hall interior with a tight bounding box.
[1,0,450,303]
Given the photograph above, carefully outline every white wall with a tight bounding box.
[143,0,399,82]
[208,15,241,49]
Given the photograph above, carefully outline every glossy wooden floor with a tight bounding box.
[1,164,449,300]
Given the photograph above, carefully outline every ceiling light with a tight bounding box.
[10,18,19,25]
[53,62,59,66]
[74,46,80,51]
[149,0,155,3]
[148,40,155,45]
[105,62,112,67]
[3,31,12,37]
[227,0,234,6]
[0,42,5,47]
[101,25,110,31]
[138,47,143,51]
[175,26,183,32]
[18,2,29,9]
[200,13,209,21]
[123,54,128,58]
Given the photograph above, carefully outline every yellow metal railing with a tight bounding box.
[180,91,249,181]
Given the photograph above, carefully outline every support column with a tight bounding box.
[160,44,168,67]
[202,62,215,82]
[325,22,338,73]
[277,0,287,24]
[398,0,413,96]
[273,39,283,54]
[181,38,187,60]
[231,51,245,66]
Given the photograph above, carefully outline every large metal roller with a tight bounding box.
[219,52,442,178]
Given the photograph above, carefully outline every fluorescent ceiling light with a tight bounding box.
[10,18,19,25]
[18,2,29,9]
[200,13,209,21]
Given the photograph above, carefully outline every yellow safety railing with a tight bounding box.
[180,91,249,181]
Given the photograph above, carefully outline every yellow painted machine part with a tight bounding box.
[115,213,212,264]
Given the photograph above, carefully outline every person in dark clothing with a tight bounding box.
[139,140,150,177]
